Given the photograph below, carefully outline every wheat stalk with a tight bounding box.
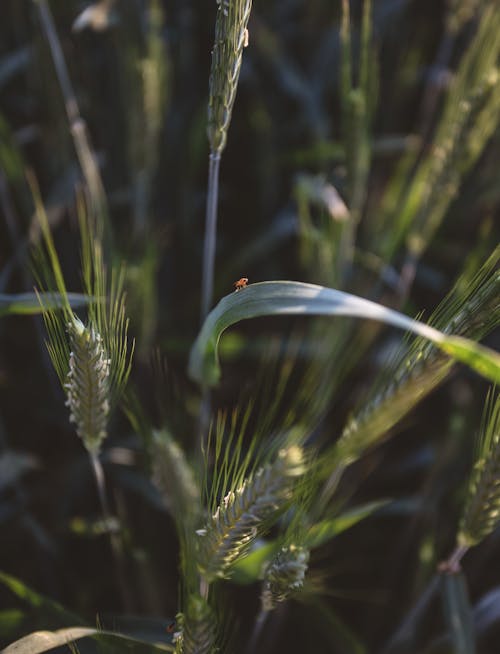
[197,446,305,581]
[261,545,310,611]
[201,0,253,320]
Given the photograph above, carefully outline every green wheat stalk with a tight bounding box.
[197,446,305,582]
[31,179,134,608]
[201,0,252,319]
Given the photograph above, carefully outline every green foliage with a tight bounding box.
[1,1,500,653]
[188,280,500,387]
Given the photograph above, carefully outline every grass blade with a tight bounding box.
[188,281,500,386]
[2,626,174,653]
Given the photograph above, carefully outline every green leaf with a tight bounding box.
[231,540,280,584]
[0,292,90,316]
[0,571,82,626]
[188,281,500,387]
[305,500,389,549]
[2,626,175,654]
[0,609,25,636]
[441,572,476,654]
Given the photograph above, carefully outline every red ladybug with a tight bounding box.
[234,277,249,291]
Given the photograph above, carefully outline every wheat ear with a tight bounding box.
[64,317,111,455]
[261,545,310,611]
[207,0,252,155]
[197,446,305,581]
[458,389,500,548]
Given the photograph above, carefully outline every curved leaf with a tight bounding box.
[188,281,500,386]
[305,500,389,549]
[2,626,175,654]
[0,571,82,625]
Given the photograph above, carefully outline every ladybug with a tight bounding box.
[166,621,176,634]
[234,277,249,291]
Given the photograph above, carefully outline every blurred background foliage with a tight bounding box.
[0,0,499,652]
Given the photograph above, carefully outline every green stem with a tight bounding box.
[201,153,221,321]
[247,610,269,654]
[89,452,133,612]
[34,0,109,234]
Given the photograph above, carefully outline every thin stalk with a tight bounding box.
[34,0,79,125]
[380,544,469,654]
[380,575,440,654]
[198,153,221,527]
[201,153,221,321]
[89,452,134,612]
[247,610,269,654]
[89,452,112,522]
[34,0,108,229]
[444,544,469,573]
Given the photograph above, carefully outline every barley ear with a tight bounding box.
[261,545,310,612]
[207,0,252,154]
[174,595,217,654]
[64,317,111,455]
[197,446,305,581]
[458,389,500,548]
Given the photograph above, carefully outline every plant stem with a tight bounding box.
[198,151,221,493]
[380,575,440,654]
[89,452,133,612]
[34,0,109,231]
[444,544,469,573]
[201,153,221,322]
[381,544,469,654]
[247,610,268,654]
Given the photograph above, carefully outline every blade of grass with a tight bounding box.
[2,626,175,654]
[188,281,500,386]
